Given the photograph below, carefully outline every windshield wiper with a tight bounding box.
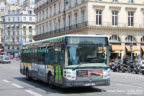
[72,63,84,71]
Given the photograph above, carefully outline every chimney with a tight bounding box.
[17,0,20,5]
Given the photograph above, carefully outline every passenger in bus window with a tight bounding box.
[72,51,79,65]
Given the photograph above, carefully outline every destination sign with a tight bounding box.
[68,37,107,45]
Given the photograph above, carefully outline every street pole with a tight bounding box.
[3,22,6,56]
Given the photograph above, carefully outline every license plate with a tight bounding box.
[84,83,95,86]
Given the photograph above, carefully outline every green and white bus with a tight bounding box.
[20,35,110,88]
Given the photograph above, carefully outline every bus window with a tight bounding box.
[59,50,65,65]
[54,52,58,64]
[47,49,53,65]
[37,51,45,64]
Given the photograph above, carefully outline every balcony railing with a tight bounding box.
[34,21,144,40]
[34,22,88,39]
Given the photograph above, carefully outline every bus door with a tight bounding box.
[54,49,64,84]
[33,50,38,78]
[54,51,59,83]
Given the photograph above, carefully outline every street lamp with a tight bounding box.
[64,0,68,34]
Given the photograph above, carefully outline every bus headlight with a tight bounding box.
[103,69,110,79]
[63,69,76,80]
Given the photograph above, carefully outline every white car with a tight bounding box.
[1,56,11,64]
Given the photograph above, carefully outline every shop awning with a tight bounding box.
[98,47,106,51]
[112,45,123,52]
[141,46,144,51]
[125,45,140,52]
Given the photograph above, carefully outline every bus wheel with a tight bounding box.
[26,69,31,80]
[48,75,54,88]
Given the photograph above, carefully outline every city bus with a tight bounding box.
[20,35,110,88]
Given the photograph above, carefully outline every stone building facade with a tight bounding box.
[34,0,144,60]
[2,0,36,57]
[0,0,21,54]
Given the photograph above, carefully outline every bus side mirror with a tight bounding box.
[61,44,65,50]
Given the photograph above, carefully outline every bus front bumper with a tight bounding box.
[63,79,110,88]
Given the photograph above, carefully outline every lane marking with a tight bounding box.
[115,83,144,89]
[11,83,24,88]
[25,90,42,96]
[2,79,10,83]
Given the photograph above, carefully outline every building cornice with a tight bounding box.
[125,7,137,12]
[87,26,144,33]
[89,0,144,6]
[109,6,121,11]
[93,5,105,10]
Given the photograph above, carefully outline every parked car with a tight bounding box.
[1,56,11,64]
[0,55,4,63]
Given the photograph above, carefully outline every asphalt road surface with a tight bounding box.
[0,60,144,96]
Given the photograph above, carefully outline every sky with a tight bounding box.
[8,0,35,3]
[9,0,24,3]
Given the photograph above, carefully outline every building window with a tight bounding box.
[13,17,15,21]
[128,0,133,3]
[109,35,120,42]
[54,4,56,15]
[8,17,10,21]
[29,38,32,42]
[17,17,19,21]
[17,10,20,14]
[23,38,26,42]
[23,17,26,21]
[28,10,32,14]
[81,11,85,23]
[17,38,19,42]
[8,31,10,35]
[24,31,26,35]
[8,10,10,14]
[29,31,32,35]
[75,13,78,25]
[112,11,118,26]
[29,17,32,21]
[68,15,72,29]
[58,20,60,31]
[0,9,4,13]
[75,0,78,5]
[96,10,102,25]
[125,35,136,42]
[69,0,71,8]
[81,0,85,3]
[50,7,52,17]
[13,31,15,35]
[12,10,15,14]
[113,0,118,3]
[54,21,56,31]
[58,2,61,13]
[17,31,19,35]
[128,12,134,27]
[96,0,101,2]
[143,12,144,26]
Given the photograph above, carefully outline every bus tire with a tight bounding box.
[26,69,31,81]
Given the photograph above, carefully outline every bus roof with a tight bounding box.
[23,34,108,46]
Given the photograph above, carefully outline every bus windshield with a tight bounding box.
[67,44,107,65]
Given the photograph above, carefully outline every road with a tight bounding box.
[0,60,144,96]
